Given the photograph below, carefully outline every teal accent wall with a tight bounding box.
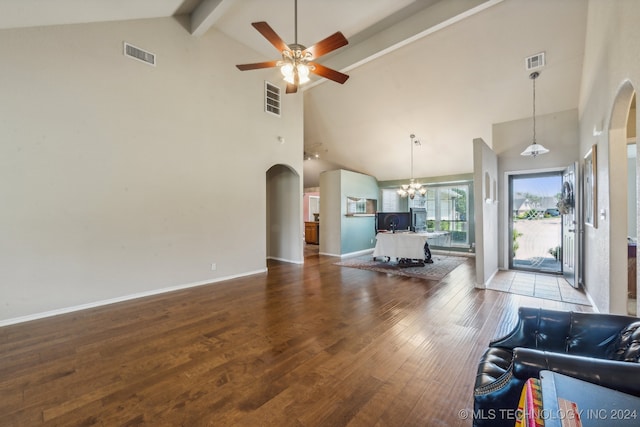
[341,170,378,254]
[319,169,378,256]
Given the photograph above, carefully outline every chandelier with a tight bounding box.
[397,134,427,199]
[520,71,550,157]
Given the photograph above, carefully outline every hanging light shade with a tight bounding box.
[397,134,427,199]
[521,71,550,157]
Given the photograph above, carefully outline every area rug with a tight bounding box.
[335,255,468,281]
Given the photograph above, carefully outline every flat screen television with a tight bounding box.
[376,212,411,232]
[410,208,427,232]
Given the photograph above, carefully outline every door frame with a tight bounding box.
[507,170,564,273]
[503,167,572,273]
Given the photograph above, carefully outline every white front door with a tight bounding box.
[562,163,578,287]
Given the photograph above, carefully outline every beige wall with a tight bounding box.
[303,0,586,184]
[266,165,303,264]
[577,0,640,313]
[319,170,342,256]
[0,17,303,323]
[473,138,499,287]
[493,109,580,270]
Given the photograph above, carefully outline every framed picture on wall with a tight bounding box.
[584,144,597,228]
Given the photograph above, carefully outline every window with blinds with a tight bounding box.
[381,183,471,248]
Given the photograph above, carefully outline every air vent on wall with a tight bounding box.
[525,52,545,71]
[124,42,156,66]
[265,81,281,117]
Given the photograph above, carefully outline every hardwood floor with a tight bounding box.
[0,253,592,426]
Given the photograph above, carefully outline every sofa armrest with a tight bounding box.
[490,307,571,351]
[512,347,640,397]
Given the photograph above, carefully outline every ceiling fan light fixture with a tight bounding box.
[235,0,349,93]
[297,64,310,82]
[280,51,312,85]
[280,62,294,79]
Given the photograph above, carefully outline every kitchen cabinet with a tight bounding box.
[305,222,319,245]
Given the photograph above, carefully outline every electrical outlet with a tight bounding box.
[211,263,217,271]
[370,238,374,244]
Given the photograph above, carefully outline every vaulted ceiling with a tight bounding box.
[0,0,588,187]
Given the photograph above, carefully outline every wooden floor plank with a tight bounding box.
[0,253,593,426]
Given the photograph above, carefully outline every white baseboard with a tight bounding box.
[319,251,340,257]
[0,269,267,328]
[584,289,599,312]
[341,248,374,259]
[267,256,304,265]
[431,249,476,257]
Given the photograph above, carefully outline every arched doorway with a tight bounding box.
[266,164,303,264]
[608,81,636,314]
[627,95,638,315]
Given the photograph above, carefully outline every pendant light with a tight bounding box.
[521,71,550,157]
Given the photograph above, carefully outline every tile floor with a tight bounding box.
[488,270,591,306]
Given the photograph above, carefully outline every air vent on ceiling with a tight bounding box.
[265,81,281,117]
[525,52,545,71]
[124,42,156,66]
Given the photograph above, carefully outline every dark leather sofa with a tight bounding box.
[473,307,640,427]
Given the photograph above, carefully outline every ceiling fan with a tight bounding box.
[235,0,350,94]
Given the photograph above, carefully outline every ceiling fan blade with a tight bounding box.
[252,21,290,53]
[303,32,348,59]
[236,60,279,71]
[286,83,298,94]
[310,63,349,84]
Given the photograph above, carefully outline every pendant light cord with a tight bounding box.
[531,71,538,145]
[410,134,415,179]
[520,71,548,157]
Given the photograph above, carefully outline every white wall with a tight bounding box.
[0,17,303,323]
[577,0,640,313]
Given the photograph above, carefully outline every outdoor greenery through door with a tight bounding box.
[509,172,563,273]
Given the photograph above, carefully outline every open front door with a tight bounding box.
[562,163,578,287]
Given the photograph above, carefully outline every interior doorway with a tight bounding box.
[509,172,563,274]
[266,164,303,264]
[308,196,320,221]
[607,83,636,315]
[626,94,637,315]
